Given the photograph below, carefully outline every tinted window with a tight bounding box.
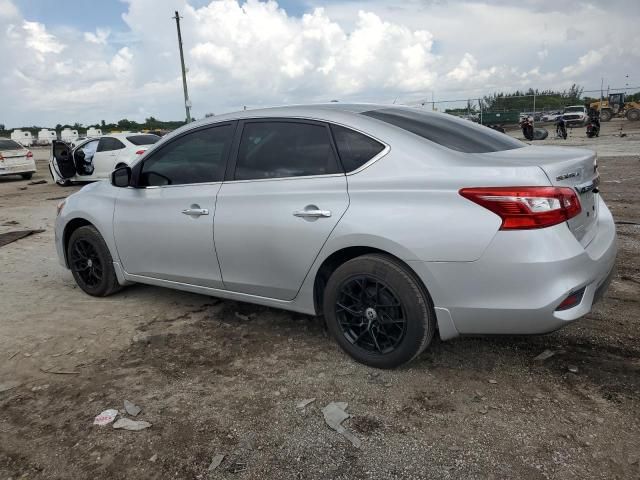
[331,125,385,172]
[97,137,126,152]
[0,139,22,150]
[235,122,341,180]
[140,124,232,187]
[127,134,160,146]
[361,108,524,153]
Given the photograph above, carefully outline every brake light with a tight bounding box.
[26,151,33,158]
[135,149,146,155]
[459,186,581,230]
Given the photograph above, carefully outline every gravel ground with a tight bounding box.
[0,120,639,479]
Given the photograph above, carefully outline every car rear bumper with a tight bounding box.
[0,159,36,176]
[410,196,617,338]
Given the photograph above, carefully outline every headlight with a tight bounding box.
[56,200,66,217]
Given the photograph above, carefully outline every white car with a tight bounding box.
[0,138,36,180]
[49,133,160,185]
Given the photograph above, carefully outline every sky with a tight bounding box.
[1,0,639,128]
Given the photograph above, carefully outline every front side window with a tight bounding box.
[235,121,341,180]
[97,137,126,152]
[361,108,524,153]
[140,124,232,187]
[331,124,385,172]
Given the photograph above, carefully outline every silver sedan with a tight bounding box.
[54,104,617,368]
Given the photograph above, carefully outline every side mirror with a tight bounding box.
[111,166,132,188]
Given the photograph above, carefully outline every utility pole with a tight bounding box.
[173,11,191,123]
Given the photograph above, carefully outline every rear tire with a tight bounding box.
[323,254,436,369]
[626,109,640,121]
[67,226,122,297]
[600,109,612,122]
[21,172,33,180]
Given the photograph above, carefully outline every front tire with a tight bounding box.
[323,254,436,369]
[21,172,33,180]
[67,226,122,297]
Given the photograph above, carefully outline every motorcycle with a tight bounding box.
[520,117,534,141]
[586,116,600,138]
[555,116,567,140]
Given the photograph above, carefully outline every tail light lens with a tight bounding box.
[135,149,146,155]
[459,186,581,230]
[556,287,585,311]
[26,151,33,158]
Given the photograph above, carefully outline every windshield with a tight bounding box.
[0,139,22,150]
[127,134,160,146]
[564,107,584,112]
[361,108,524,153]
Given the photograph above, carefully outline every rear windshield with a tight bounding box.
[0,139,22,150]
[126,134,160,146]
[361,108,524,153]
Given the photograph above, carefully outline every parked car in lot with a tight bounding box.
[54,104,617,368]
[49,133,160,185]
[0,138,36,180]
[542,111,562,122]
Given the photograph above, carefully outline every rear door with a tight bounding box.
[214,119,348,300]
[93,137,126,178]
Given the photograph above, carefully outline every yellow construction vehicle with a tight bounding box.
[589,93,640,121]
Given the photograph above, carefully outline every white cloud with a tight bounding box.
[84,27,110,45]
[0,0,639,127]
[561,48,607,77]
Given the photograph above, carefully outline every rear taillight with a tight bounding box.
[135,149,146,155]
[26,151,33,158]
[459,186,581,230]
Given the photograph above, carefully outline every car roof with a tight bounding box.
[100,132,156,139]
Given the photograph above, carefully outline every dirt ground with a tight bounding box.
[1,119,639,480]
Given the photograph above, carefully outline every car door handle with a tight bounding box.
[293,209,331,218]
[182,208,209,217]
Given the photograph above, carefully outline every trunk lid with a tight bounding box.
[477,145,600,247]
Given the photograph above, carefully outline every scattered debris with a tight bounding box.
[19,187,27,190]
[534,349,556,362]
[0,381,21,393]
[0,229,45,248]
[93,409,119,426]
[149,454,158,462]
[234,312,251,322]
[296,398,316,409]
[1,220,19,225]
[227,461,247,473]
[28,179,47,185]
[112,418,152,431]
[568,366,579,374]
[46,196,67,201]
[7,351,19,360]
[488,379,498,384]
[124,399,141,417]
[40,367,80,375]
[322,401,361,448]
[207,454,225,472]
[478,405,489,415]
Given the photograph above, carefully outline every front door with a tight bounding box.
[215,119,349,300]
[113,123,235,288]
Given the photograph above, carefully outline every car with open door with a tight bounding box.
[49,133,159,185]
[54,104,617,368]
[0,138,36,180]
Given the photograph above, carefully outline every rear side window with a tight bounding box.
[361,108,524,153]
[331,125,385,172]
[127,134,160,146]
[0,139,22,150]
[140,124,232,187]
[97,137,126,152]
[235,121,341,180]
